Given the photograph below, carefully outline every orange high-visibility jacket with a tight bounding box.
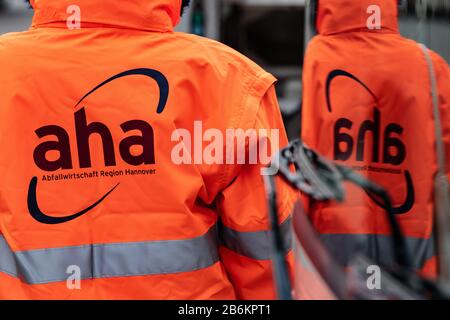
[0,0,295,299]
[302,0,450,277]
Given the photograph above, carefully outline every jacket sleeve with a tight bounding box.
[431,52,450,178]
[216,85,297,300]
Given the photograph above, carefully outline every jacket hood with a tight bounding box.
[30,0,182,32]
[317,0,399,35]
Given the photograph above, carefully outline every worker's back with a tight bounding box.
[0,0,295,299]
[302,0,450,277]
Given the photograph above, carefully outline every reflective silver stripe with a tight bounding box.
[219,217,292,260]
[320,234,435,270]
[0,235,19,278]
[0,226,219,285]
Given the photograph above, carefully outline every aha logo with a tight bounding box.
[334,108,405,166]
[327,69,414,214]
[33,107,156,171]
[28,68,169,224]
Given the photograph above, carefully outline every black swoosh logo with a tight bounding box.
[326,69,414,214]
[366,170,415,214]
[326,69,379,113]
[28,177,120,225]
[28,68,169,224]
[75,68,169,114]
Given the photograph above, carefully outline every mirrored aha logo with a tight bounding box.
[326,69,414,214]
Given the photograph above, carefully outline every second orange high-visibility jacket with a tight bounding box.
[0,0,295,299]
[302,0,450,277]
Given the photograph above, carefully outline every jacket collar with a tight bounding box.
[30,0,181,32]
[317,0,399,35]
